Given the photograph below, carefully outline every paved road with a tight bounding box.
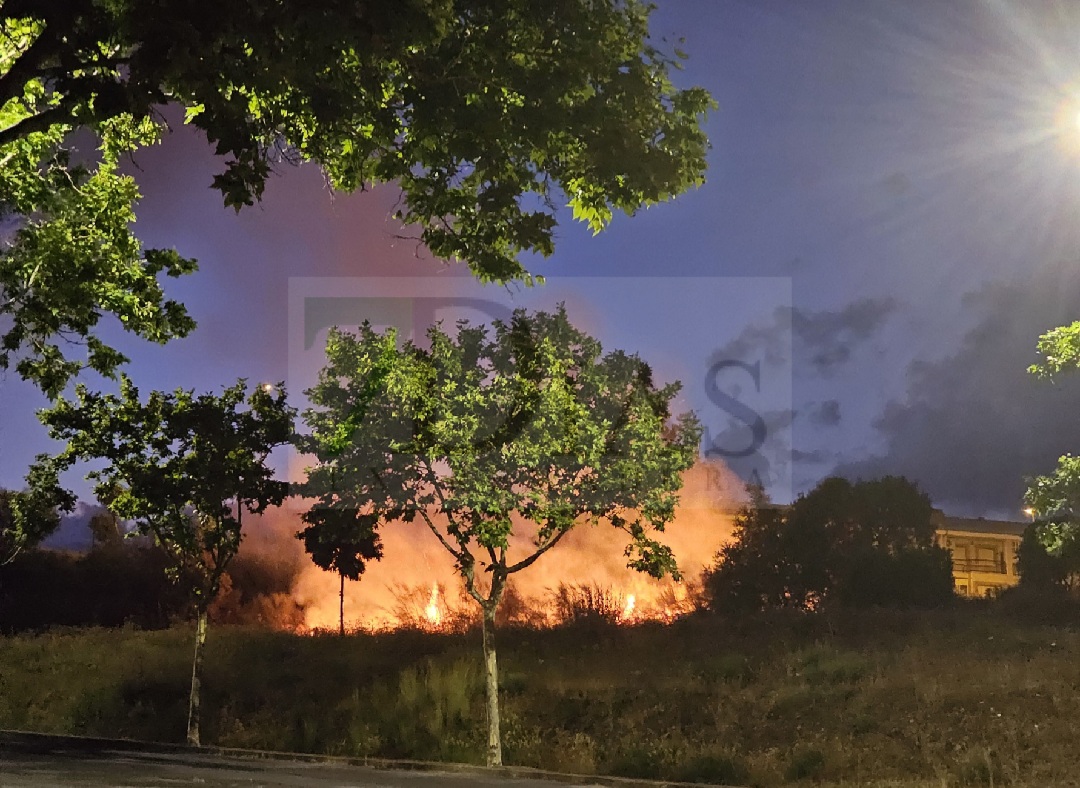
[0,746,607,788]
[0,734,630,785]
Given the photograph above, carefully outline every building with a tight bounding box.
[933,512,1028,598]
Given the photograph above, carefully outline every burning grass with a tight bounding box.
[4,604,1080,786]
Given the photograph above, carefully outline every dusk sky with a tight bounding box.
[4,0,1080,519]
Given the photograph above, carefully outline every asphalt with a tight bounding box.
[1,748,597,787]
[0,731,733,788]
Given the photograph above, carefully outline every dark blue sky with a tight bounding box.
[5,0,1080,517]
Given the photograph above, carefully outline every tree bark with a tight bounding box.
[481,605,501,766]
[339,572,345,637]
[186,607,208,746]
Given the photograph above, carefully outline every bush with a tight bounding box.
[0,546,191,632]
[553,583,626,626]
[785,747,827,781]
[836,545,954,609]
[705,476,953,614]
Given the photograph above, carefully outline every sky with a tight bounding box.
[5,0,1080,519]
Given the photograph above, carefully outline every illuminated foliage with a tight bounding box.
[33,377,294,744]
[0,1,712,394]
[1026,328,1080,563]
[0,52,196,396]
[298,305,700,764]
[0,465,74,566]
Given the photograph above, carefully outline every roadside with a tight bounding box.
[0,730,739,788]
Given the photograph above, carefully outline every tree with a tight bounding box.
[298,305,700,765]
[1016,519,1080,593]
[297,514,382,636]
[34,377,294,745]
[1023,453,1080,591]
[1,3,712,395]
[0,87,197,396]
[88,509,124,550]
[706,476,953,614]
[0,462,74,565]
[1024,327,1080,573]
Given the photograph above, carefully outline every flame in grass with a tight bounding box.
[424,583,442,627]
[288,459,742,632]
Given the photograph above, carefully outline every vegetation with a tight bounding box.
[0,1,712,395]
[0,465,73,565]
[1025,328,1080,571]
[298,305,700,764]
[0,544,303,634]
[3,606,1080,786]
[33,377,294,744]
[705,477,954,614]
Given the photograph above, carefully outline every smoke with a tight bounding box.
[232,458,744,631]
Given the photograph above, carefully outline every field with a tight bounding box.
[2,603,1079,787]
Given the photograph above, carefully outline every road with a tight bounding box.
[0,743,610,788]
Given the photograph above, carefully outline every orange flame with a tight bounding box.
[424,583,442,627]
[272,459,744,632]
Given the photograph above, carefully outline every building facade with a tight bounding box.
[933,512,1027,598]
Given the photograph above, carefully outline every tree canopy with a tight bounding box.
[0,461,73,565]
[1025,330,1080,567]
[34,376,294,744]
[297,304,700,764]
[706,476,953,614]
[1,1,712,394]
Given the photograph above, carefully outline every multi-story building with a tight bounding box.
[933,511,1027,598]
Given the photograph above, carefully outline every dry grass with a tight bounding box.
[2,604,1080,785]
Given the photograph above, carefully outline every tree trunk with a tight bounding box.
[481,606,502,766]
[339,572,345,637]
[186,607,208,746]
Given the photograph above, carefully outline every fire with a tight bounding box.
[424,582,442,627]
[275,458,743,632]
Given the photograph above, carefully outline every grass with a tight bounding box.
[3,605,1080,786]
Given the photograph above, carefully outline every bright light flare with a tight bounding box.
[1049,91,1080,158]
[620,594,636,622]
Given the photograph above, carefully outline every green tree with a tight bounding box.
[34,377,294,745]
[1025,327,1080,575]
[298,305,700,765]
[1023,452,1080,589]
[88,509,123,550]
[1024,321,1080,573]
[297,513,382,636]
[1,2,712,393]
[706,476,953,613]
[0,76,197,396]
[1016,520,1080,593]
[0,460,74,565]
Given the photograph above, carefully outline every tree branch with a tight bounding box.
[506,522,573,574]
[0,25,61,109]
[0,103,70,146]
[416,504,463,564]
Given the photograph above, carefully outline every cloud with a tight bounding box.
[794,298,898,376]
[834,264,1080,516]
[713,298,897,377]
[807,399,842,427]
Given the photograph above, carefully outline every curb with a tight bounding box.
[0,729,742,788]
